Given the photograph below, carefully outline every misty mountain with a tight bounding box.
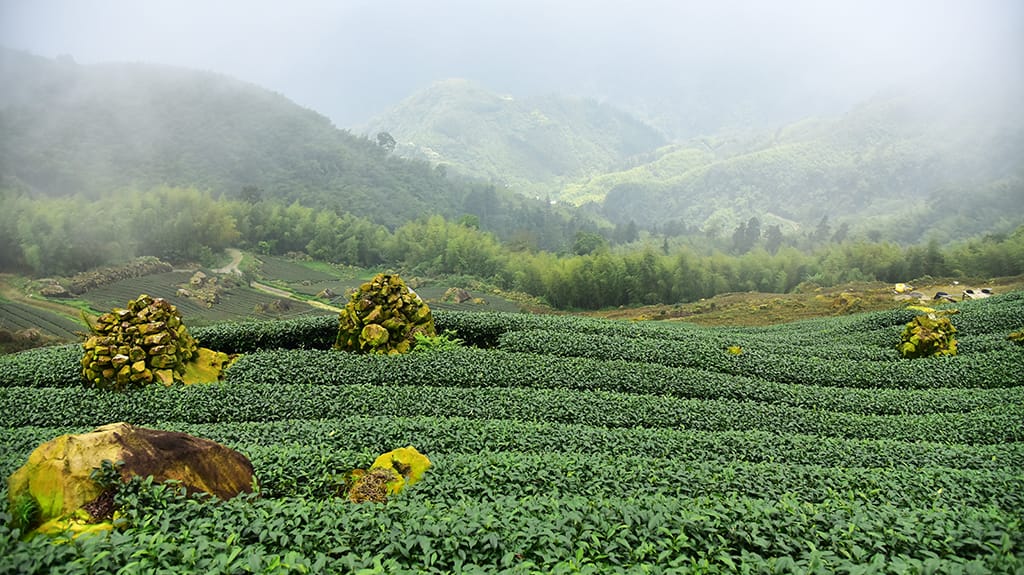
[0,48,496,228]
[3,46,1020,250]
[363,79,667,195]
[360,72,1022,243]
[565,87,1024,242]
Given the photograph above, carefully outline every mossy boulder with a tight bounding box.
[7,422,255,537]
[335,273,436,354]
[348,446,431,503]
[81,294,232,389]
[898,308,958,358]
[442,287,472,303]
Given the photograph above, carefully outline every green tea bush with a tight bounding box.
[497,329,1024,389]
[409,330,464,353]
[0,344,80,388]
[221,347,1024,416]
[2,382,1021,444]
[147,442,1019,511]
[2,290,1023,574]
[6,417,1023,478]
[191,315,335,353]
[1,485,1020,574]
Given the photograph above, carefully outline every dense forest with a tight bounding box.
[2,187,1022,310]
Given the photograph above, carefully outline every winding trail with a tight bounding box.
[214,248,244,275]
[217,250,342,313]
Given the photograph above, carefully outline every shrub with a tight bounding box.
[410,330,463,353]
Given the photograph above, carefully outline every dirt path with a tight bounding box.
[211,250,342,312]
[251,281,291,298]
[250,280,342,313]
[214,248,244,275]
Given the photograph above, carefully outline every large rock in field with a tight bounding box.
[7,422,255,536]
[335,273,436,354]
[442,287,472,304]
[81,294,200,389]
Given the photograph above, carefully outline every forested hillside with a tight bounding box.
[0,49,553,232]
[1,49,1021,310]
[363,79,666,195]
[570,89,1024,242]
[364,76,1023,244]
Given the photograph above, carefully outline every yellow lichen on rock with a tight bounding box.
[347,446,431,503]
[180,347,235,385]
[371,446,432,492]
[7,432,119,523]
[34,509,116,541]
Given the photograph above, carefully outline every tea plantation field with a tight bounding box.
[1,294,1023,573]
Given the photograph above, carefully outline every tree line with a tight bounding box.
[1,187,1021,310]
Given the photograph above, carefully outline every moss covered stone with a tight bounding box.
[6,423,255,538]
[348,446,431,503]
[335,274,436,354]
[898,309,958,358]
[82,294,199,389]
[81,294,233,389]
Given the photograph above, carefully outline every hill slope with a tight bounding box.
[0,49,487,228]
[567,90,1024,241]
[2,297,1023,571]
[363,78,666,194]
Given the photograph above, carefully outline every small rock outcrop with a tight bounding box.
[442,287,472,304]
[65,257,172,296]
[898,307,958,358]
[335,273,436,354]
[179,272,223,307]
[7,422,255,537]
[347,446,431,503]
[38,281,71,298]
[81,294,199,389]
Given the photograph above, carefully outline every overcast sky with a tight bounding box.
[2,0,1021,131]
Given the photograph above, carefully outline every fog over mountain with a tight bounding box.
[2,0,1021,136]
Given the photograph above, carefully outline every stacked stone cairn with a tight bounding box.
[335,273,436,354]
[81,294,199,389]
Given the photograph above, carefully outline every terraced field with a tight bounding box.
[79,271,318,325]
[256,255,528,313]
[0,301,84,340]
[1,294,1022,573]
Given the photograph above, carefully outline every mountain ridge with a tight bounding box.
[363,78,667,195]
[362,75,1023,242]
[3,47,1021,247]
[0,48,475,228]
